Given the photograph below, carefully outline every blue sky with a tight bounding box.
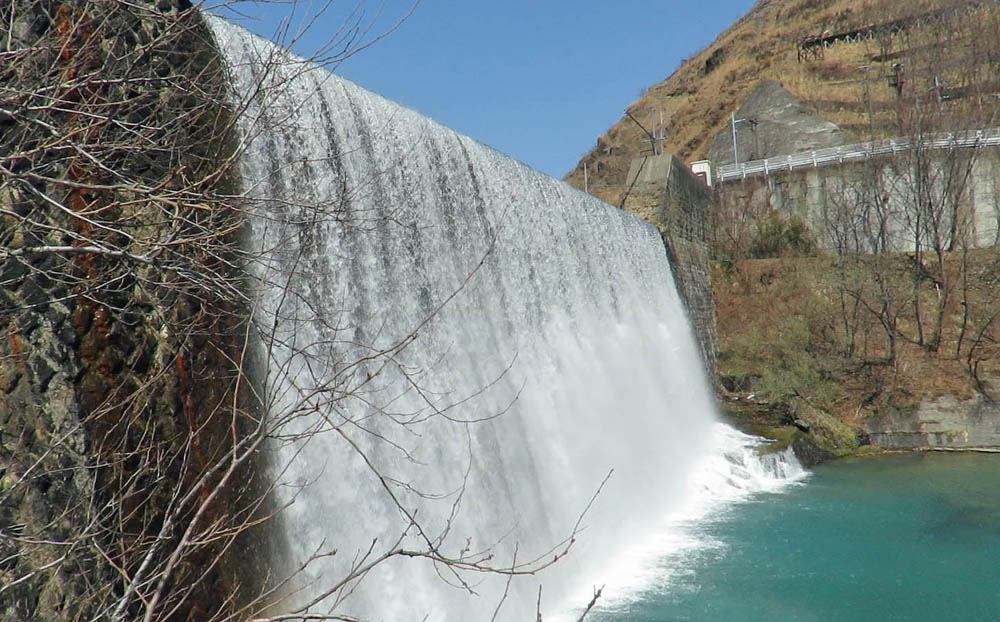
[216,1,757,178]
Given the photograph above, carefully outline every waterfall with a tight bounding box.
[208,17,803,621]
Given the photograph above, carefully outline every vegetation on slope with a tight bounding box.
[715,249,1000,457]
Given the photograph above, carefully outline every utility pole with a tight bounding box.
[625,108,658,156]
[732,112,739,165]
[658,111,668,155]
[731,111,752,165]
[650,105,657,155]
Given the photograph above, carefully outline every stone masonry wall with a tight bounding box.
[623,154,718,373]
[0,2,250,620]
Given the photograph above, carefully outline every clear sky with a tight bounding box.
[214,0,758,178]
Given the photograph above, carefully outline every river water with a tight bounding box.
[588,453,1000,621]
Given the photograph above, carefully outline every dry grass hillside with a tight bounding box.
[567,0,1000,205]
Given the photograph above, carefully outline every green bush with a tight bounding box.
[749,211,817,258]
[722,315,838,405]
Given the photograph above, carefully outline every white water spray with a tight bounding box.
[209,18,804,621]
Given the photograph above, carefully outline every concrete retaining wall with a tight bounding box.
[718,147,1000,252]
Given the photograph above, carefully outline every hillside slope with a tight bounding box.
[567,0,1000,204]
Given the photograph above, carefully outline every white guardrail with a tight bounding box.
[715,128,1000,183]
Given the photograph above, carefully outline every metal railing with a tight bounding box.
[715,127,1000,183]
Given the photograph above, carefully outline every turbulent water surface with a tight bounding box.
[209,17,803,621]
[592,453,1000,621]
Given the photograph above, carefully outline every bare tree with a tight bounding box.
[1,2,602,622]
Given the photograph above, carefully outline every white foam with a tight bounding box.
[553,424,808,619]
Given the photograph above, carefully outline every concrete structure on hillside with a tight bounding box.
[622,154,718,373]
[690,160,713,187]
[715,131,1000,252]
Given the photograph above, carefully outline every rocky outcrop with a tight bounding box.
[622,154,718,372]
[710,80,845,166]
[721,396,862,467]
[866,383,1000,449]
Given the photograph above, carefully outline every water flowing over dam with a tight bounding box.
[208,17,803,621]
